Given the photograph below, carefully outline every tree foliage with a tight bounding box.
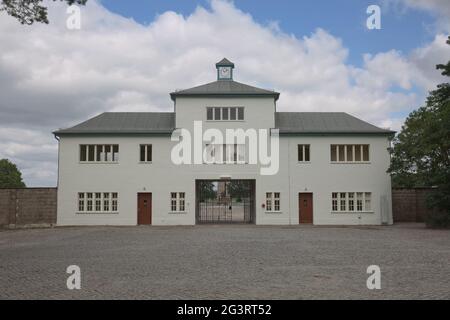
[0,159,26,188]
[0,0,87,25]
[388,36,450,227]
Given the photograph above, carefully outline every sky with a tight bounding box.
[0,0,449,186]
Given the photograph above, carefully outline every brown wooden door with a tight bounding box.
[137,193,152,225]
[299,193,313,223]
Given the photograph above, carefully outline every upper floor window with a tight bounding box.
[206,107,244,121]
[140,144,152,162]
[298,144,310,162]
[80,145,119,163]
[330,144,369,163]
[204,144,246,164]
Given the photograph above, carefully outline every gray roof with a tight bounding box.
[275,112,394,134]
[54,111,394,136]
[53,112,175,135]
[170,80,280,101]
[216,58,235,67]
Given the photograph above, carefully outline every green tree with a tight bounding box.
[388,36,450,227]
[200,181,216,200]
[0,0,87,25]
[227,181,251,202]
[0,159,26,188]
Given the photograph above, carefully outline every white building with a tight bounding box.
[54,58,394,226]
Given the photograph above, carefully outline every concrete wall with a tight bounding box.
[392,188,436,222]
[0,188,57,228]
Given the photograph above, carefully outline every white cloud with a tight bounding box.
[385,0,450,32]
[397,0,450,17]
[0,0,449,186]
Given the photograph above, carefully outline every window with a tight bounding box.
[298,144,310,162]
[266,193,272,211]
[330,145,369,163]
[222,107,229,120]
[206,107,244,121]
[340,192,346,211]
[230,107,236,120]
[112,193,118,211]
[332,193,338,211]
[274,192,280,211]
[78,192,118,213]
[348,192,354,211]
[78,193,85,211]
[266,192,280,211]
[80,145,119,163]
[179,192,185,211]
[95,193,102,211]
[364,192,371,211]
[80,146,87,161]
[357,193,363,211]
[87,193,93,211]
[170,192,185,212]
[103,192,110,211]
[331,192,372,212]
[204,144,246,164]
[206,107,213,120]
[237,107,244,120]
[140,144,152,162]
[214,107,221,120]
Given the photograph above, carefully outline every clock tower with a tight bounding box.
[216,58,234,81]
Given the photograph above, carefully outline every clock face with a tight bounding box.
[219,67,231,79]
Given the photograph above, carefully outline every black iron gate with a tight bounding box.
[196,180,255,224]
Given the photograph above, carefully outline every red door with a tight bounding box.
[299,193,313,223]
[137,193,152,225]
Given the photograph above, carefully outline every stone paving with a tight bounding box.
[0,223,449,299]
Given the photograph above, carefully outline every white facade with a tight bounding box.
[55,60,393,226]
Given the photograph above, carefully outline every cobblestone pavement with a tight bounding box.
[0,223,449,299]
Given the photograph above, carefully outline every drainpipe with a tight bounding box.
[288,137,292,225]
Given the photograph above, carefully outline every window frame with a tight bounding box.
[330,144,370,163]
[204,143,247,164]
[331,192,372,213]
[77,192,118,214]
[170,192,186,213]
[79,144,119,163]
[206,107,245,121]
[297,144,311,162]
[266,192,281,212]
[139,144,153,163]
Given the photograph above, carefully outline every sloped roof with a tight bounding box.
[216,58,235,67]
[53,112,175,135]
[275,112,394,134]
[170,80,280,100]
[54,111,394,136]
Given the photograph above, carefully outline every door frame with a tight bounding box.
[137,192,152,225]
[298,192,313,224]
